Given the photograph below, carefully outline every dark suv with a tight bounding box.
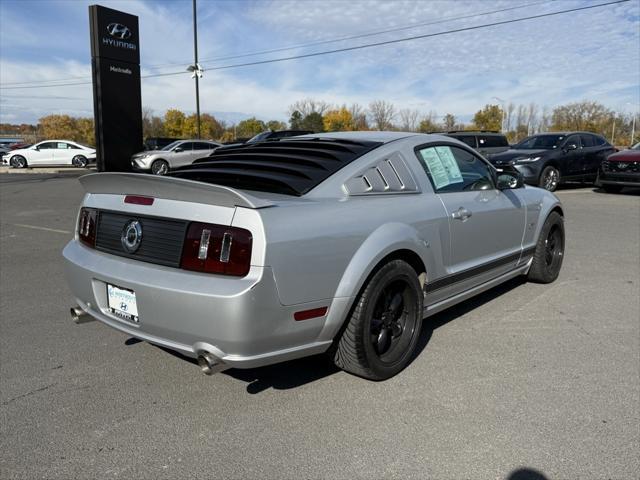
[443,131,510,157]
[488,132,614,191]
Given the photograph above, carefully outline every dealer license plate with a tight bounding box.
[107,284,139,323]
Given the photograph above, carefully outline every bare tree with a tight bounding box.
[399,108,420,132]
[526,103,539,135]
[505,102,515,132]
[287,98,330,117]
[368,100,396,130]
[540,106,551,133]
[442,113,456,131]
[349,103,369,130]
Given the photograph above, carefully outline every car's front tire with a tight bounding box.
[10,155,27,168]
[72,155,88,168]
[151,159,169,175]
[330,259,423,380]
[539,165,560,192]
[527,211,565,284]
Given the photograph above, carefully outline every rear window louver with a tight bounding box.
[169,138,383,196]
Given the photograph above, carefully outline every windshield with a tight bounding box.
[161,140,182,151]
[631,142,640,150]
[514,134,566,150]
[247,132,270,144]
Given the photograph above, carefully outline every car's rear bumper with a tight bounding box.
[63,240,332,368]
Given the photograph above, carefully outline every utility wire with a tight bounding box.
[144,0,552,70]
[0,0,629,91]
[1,0,549,87]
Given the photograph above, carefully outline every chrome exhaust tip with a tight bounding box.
[197,352,226,375]
[70,305,94,324]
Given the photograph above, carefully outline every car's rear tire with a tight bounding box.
[527,211,564,284]
[72,155,88,168]
[151,159,169,175]
[10,155,27,168]
[330,260,423,381]
[539,166,560,192]
[601,184,623,193]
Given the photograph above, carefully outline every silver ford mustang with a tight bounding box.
[63,132,564,380]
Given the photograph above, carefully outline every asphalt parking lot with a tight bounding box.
[1,174,638,479]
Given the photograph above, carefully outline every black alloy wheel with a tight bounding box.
[370,279,419,364]
[330,259,423,380]
[539,166,560,192]
[527,211,565,283]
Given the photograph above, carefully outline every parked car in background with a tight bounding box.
[442,131,510,157]
[3,140,96,168]
[131,139,221,175]
[597,142,640,193]
[64,132,564,381]
[487,132,614,191]
[217,130,315,150]
[143,137,181,151]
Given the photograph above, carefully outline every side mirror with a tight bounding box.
[173,147,183,152]
[565,143,578,151]
[34,146,40,151]
[496,167,524,189]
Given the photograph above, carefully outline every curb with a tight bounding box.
[0,167,96,174]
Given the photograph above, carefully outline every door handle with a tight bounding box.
[451,207,472,221]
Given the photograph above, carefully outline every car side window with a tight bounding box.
[177,142,194,151]
[456,136,477,148]
[416,145,495,193]
[580,134,594,148]
[592,134,606,146]
[564,135,581,149]
[193,142,214,150]
[38,142,56,149]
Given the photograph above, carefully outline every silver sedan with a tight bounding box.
[131,139,221,175]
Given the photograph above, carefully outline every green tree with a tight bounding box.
[418,118,439,133]
[301,112,324,132]
[473,104,503,131]
[236,117,267,138]
[289,110,303,129]
[163,109,186,137]
[266,120,287,131]
[323,107,355,132]
[442,113,456,131]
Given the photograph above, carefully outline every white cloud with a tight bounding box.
[1,0,638,124]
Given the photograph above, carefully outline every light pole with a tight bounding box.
[493,96,506,132]
[186,0,203,139]
[627,102,637,146]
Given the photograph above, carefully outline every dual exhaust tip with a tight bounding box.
[70,305,226,376]
[70,305,95,324]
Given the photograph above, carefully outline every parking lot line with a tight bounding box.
[11,223,71,234]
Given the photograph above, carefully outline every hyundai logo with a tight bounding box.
[121,220,142,253]
[107,23,132,40]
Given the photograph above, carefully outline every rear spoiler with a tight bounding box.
[79,172,274,209]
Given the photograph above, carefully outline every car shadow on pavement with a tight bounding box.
[134,276,527,394]
[592,186,640,195]
[506,467,549,480]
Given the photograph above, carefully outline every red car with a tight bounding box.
[598,142,640,192]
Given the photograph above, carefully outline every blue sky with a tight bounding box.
[0,0,638,125]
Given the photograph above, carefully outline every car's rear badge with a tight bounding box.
[121,220,142,253]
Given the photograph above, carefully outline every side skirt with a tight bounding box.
[423,261,531,318]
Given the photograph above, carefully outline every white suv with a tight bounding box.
[131,140,221,175]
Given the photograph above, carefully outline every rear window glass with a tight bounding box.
[449,135,476,148]
[480,135,509,148]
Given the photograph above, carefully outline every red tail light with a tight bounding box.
[180,222,252,277]
[78,208,97,247]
